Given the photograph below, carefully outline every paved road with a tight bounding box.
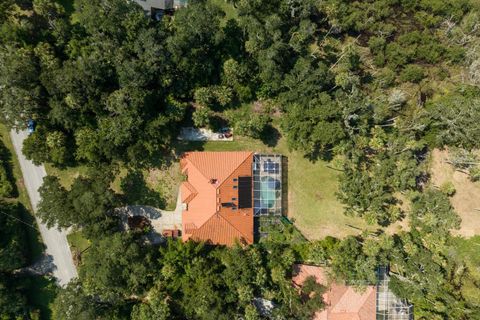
[10,129,77,286]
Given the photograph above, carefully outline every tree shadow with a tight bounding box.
[260,125,281,148]
[120,171,166,209]
[24,275,58,320]
[0,138,19,198]
[17,203,46,263]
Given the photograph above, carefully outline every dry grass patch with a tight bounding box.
[145,162,182,211]
[430,148,480,237]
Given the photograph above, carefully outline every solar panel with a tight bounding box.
[238,176,252,209]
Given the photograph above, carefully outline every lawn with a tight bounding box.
[67,230,90,253]
[45,163,89,190]
[46,129,366,240]
[209,0,238,23]
[174,131,370,239]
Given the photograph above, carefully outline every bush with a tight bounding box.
[400,65,425,83]
[233,113,270,139]
[194,87,215,107]
[192,106,213,128]
[469,166,480,182]
[440,181,456,196]
[0,162,13,198]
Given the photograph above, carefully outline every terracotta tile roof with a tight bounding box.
[292,264,377,320]
[181,152,254,246]
[190,214,249,245]
[181,181,197,204]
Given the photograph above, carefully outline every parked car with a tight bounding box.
[27,119,35,135]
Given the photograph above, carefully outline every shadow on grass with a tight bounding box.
[24,276,58,320]
[120,171,166,209]
[260,125,281,148]
[0,138,19,198]
[17,203,46,263]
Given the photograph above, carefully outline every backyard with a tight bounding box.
[173,132,371,239]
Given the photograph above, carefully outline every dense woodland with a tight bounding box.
[2,0,480,319]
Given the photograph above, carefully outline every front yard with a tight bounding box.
[43,126,371,241]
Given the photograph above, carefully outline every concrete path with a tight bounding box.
[178,127,233,141]
[10,129,77,286]
[119,189,183,243]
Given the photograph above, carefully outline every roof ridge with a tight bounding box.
[217,151,253,190]
[187,151,253,188]
[217,213,253,243]
[183,156,217,191]
[193,213,251,243]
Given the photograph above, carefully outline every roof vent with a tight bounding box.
[209,178,218,184]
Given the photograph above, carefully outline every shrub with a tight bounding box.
[0,162,13,197]
[194,87,215,107]
[469,166,480,182]
[440,181,456,197]
[234,114,270,139]
[400,65,425,83]
[192,106,213,128]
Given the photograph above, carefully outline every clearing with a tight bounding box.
[175,133,371,239]
[430,148,480,237]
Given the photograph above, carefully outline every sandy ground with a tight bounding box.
[430,148,480,237]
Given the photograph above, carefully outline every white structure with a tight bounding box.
[132,0,186,18]
[134,0,173,12]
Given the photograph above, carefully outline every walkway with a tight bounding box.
[119,189,183,243]
[10,129,77,286]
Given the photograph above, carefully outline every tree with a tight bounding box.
[428,87,480,149]
[37,175,71,229]
[51,282,98,320]
[0,274,29,320]
[166,1,225,95]
[37,169,121,239]
[130,286,171,320]
[0,201,31,319]
[282,93,344,159]
[0,46,45,128]
[0,201,29,272]
[80,233,155,301]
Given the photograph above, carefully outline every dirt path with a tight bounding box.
[430,148,480,237]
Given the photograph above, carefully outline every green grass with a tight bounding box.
[25,276,58,320]
[209,0,238,22]
[452,236,480,304]
[44,163,89,190]
[67,230,90,253]
[174,131,369,239]
[42,126,369,240]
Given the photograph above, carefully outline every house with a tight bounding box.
[292,265,414,320]
[180,152,255,246]
[132,0,186,19]
[292,264,377,320]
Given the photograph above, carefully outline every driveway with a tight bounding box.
[119,189,183,243]
[10,129,77,286]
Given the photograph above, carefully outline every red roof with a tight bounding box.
[292,265,377,320]
[180,152,254,246]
